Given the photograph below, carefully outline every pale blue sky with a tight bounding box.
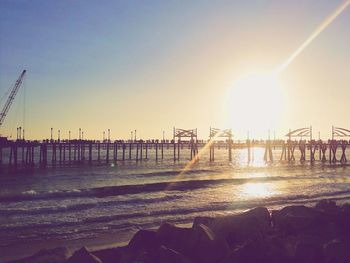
[1,0,349,139]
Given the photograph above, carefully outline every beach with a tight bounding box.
[2,0,350,262]
[1,148,350,262]
[6,200,350,263]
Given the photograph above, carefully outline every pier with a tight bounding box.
[0,126,349,170]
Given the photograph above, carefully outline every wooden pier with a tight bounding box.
[0,126,349,170]
[0,138,349,169]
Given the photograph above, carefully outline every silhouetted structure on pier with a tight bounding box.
[0,127,349,169]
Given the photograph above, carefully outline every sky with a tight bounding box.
[0,0,350,140]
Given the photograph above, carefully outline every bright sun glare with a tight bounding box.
[240,183,274,198]
[228,72,284,138]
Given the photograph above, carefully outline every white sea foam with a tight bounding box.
[23,190,37,195]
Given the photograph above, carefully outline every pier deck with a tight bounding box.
[0,139,349,169]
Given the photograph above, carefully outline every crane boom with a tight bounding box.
[0,70,26,126]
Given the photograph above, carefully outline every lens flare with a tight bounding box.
[277,0,350,73]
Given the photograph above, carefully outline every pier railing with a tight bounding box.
[0,139,349,169]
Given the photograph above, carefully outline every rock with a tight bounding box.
[201,209,269,247]
[260,236,290,263]
[241,207,271,231]
[341,203,350,214]
[195,207,270,230]
[293,235,324,263]
[192,224,230,263]
[130,250,151,263]
[93,231,161,263]
[271,205,328,235]
[156,222,229,263]
[338,203,350,239]
[92,247,125,263]
[8,247,71,263]
[127,229,160,252]
[122,246,192,263]
[315,200,340,215]
[221,240,263,263]
[323,239,350,263]
[154,246,192,263]
[192,216,214,228]
[156,223,198,256]
[203,207,270,248]
[65,247,102,263]
[279,235,300,259]
[222,235,291,263]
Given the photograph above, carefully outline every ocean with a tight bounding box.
[1,146,350,262]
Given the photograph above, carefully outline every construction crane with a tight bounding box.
[0,70,26,127]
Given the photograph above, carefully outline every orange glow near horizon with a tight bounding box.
[227,0,350,138]
[173,0,350,182]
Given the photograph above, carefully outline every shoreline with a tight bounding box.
[5,199,350,263]
[0,230,131,263]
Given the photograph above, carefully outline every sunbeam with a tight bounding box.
[277,0,350,73]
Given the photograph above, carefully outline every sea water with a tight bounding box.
[0,146,350,261]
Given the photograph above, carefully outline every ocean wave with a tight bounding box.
[0,175,329,203]
[128,168,218,178]
[0,194,182,216]
[2,190,350,232]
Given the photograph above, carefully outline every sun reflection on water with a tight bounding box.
[249,147,266,167]
[239,182,275,199]
[234,147,269,167]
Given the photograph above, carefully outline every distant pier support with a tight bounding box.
[0,134,349,169]
[264,141,273,162]
[209,128,233,162]
[340,141,348,163]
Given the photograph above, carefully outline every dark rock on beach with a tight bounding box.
[65,247,102,263]
[92,247,125,263]
[193,206,270,247]
[7,200,350,263]
[157,222,229,262]
[8,247,71,263]
[127,229,159,252]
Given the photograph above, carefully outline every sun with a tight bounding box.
[227,72,284,138]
